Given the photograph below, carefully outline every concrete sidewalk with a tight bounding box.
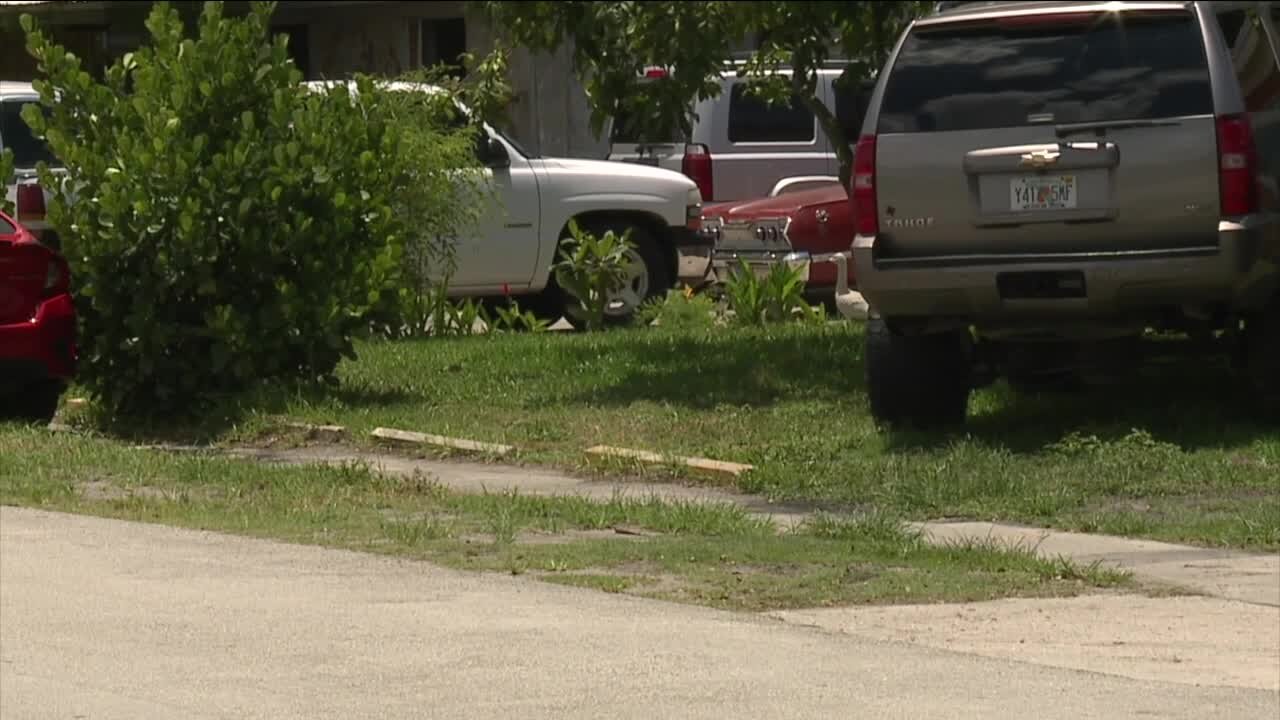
[230,446,1280,606]
[2,507,1276,720]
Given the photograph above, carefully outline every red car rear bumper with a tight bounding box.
[0,293,77,390]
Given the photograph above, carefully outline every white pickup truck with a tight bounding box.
[310,81,714,323]
[7,79,714,323]
[1,82,59,248]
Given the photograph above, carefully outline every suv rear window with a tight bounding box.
[1,101,57,168]
[878,11,1214,134]
[727,84,815,143]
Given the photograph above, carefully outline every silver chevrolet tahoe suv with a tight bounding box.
[853,0,1280,426]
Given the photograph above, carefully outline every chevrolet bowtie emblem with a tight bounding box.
[1020,149,1061,168]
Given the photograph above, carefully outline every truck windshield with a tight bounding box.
[878,11,1214,133]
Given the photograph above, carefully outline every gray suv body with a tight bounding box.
[853,0,1280,425]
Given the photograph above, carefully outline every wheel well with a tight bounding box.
[557,210,676,281]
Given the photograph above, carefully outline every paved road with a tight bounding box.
[2,508,1276,720]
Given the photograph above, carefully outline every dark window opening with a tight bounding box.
[272,25,311,78]
[422,17,467,79]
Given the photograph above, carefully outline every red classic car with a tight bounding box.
[700,183,857,294]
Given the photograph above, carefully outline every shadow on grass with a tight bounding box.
[885,353,1274,455]
[556,325,868,409]
[77,381,416,445]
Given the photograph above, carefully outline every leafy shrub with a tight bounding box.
[491,299,551,333]
[721,259,823,326]
[636,286,719,330]
[552,219,635,331]
[21,1,487,416]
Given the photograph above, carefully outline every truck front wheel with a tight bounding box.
[865,315,973,429]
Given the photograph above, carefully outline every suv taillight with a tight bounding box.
[1217,114,1259,217]
[852,134,878,236]
[682,144,714,202]
[16,184,46,222]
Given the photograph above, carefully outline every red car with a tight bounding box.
[701,183,857,295]
[1,209,75,421]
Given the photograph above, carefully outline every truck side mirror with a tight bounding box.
[481,136,510,169]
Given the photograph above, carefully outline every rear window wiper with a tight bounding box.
[1054,119,1181,139]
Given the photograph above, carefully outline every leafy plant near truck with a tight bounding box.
[721,260,824,327]
[553,220,638,331]
[19,1,498,417]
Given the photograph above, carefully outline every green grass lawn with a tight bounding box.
[60,323,1280,551]
[0,427,1128,611]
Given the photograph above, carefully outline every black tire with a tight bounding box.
[865,315,973,428]
[551,221,671,329]
[4,381,64,425]
[1006,371,1084,396]
[1246,301,1280,419]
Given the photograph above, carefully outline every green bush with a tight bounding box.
[491,300,551,333]
[21,1,486,416]
[636,287,719,330]
[552,219,635,331]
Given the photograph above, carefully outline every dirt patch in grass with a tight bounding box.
[78,478,203,503]
[461,527,663,546]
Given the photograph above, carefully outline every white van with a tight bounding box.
[1,81,60,246]
[606,61,873,204]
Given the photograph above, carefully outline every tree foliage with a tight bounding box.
[481,0,932,189]
[21,1,488,417]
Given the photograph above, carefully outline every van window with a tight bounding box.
[727,84,815,143]
[878,11,1215,134]
[0,215,15,235]
[0,101,57,168]
[1219,9,1280,112]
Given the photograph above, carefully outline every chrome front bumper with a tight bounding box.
[711,249,813,282]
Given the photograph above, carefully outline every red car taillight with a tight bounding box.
[852,134,878,236]
[16,184,46,223]
[683,143,714,203]
[1217,114,1259,217]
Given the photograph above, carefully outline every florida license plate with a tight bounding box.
[1011,175,1077,211]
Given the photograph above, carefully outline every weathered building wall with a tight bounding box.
[2,1,610,158]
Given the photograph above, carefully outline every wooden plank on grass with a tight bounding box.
[372,427,514,457]
[585,445,754,478]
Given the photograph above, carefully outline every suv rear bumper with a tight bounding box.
[853,217,1280,321]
